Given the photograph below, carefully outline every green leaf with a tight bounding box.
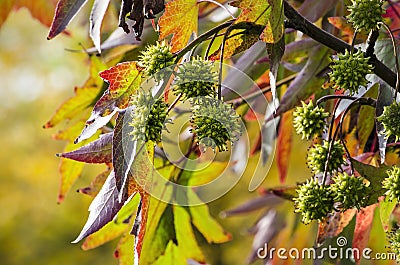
[357,83,379,149]
[139,205,175,265]
[351,158,389,191]
[152,241,187,265]
[173,206,204,262]
[261,0,284,44]
[188,192,231,244]
[114,231,135,265]
[179,161,229,186]
[379,196,397,232]
[115,193,141,224]
[81,217,129,250]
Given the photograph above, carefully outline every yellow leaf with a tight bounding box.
[173,206,205,262]
[44,56,106,128]
[158,0,199,53]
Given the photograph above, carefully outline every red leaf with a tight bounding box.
[276,110,293,183]
[352,204,377,264]
[383,3,400,31]
[47,0,88,39]
[75,61,142,143]
[58,132,113,164]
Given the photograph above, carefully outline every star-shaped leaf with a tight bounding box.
[75,61,142,143]
[158,0,199,52]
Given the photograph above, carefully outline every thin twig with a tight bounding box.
[205,31,219,59]
[380,22,400,99]
[283,0,397,88]
[198,0,236,19]
[218,25,232,100]
[226,73,298,105]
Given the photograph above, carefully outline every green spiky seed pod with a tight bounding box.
[293,178,335,224]
[377,102,400,141]
[129,90,169,142]
[387,228,400,259]
[382,166,400,202]
[293,100,329,140]
[331,172,370,210]
[190,97,242,152]
[329,49,373,95]
[173,57,217,100]
[138,41,175,80]
[307,140,346,174]
[347,0,384,32]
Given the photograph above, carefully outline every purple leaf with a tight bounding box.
[48,0,88,39]
[58,132,113,163]
[266,45,329,121]
[266,37,285,110]
[221,194,283,217]
[72,170,124,243]
[90,0,111,53]
[112,109,138,201]
[376,82,393,163]
[247,210,285,263]
[298,0,338,23]
[75,107,119,143]
[86,20,140,53]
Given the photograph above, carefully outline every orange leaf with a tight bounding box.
[158,0,199,53]
[0,0,15,29]
[276,110,292,183]
[212,0,283,60]
[352,204,377,264]
[75,61,142,143]
[316,209,357,246]
[15,0,58,27]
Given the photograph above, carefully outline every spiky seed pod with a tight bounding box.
[129,90,169,142]
[293,178,335,224]
[329,49,373,95]
[377,102,400,141]
[293,100,329,140]
[307,140,346,174]
[331,172,370,211]
[382,166,400,202]
[173,57,218,100]
[138,41,175,80]
[347,0,384,32]
[190,97,242,152]
[387,228,400,258]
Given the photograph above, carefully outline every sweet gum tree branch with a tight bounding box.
[283,1,397,88]
[177,1,396,89]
